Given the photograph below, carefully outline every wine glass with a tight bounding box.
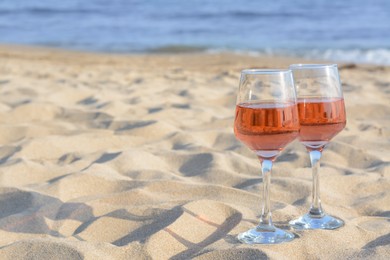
[289,64,346,230]
[234,69,300,244]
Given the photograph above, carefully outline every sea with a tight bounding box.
[0,0,389,65]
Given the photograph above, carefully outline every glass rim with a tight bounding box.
[289,64,338,70]
[241,69,292,75]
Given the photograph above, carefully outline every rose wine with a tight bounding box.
[298,98,346,145]
[234,102,300,155]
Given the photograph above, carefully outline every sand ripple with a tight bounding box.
[0,47,388,259]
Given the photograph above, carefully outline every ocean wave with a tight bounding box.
[160,11,304,20]
[206,48,390,65]
[0,7,112,16]
[303,48,390,65]
[143,46,390,65]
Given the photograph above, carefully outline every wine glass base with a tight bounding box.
[237,227,295,244]
[289,213,344,230]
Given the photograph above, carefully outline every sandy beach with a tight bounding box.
[0,45,389,259]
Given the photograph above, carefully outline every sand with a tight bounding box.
[0,45,388,259]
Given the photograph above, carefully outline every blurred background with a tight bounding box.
[0,0,389,64]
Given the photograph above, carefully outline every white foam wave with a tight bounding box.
[304,48,390,65]
[207,48,390,66]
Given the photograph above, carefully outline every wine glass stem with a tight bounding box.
[309,150,324,217]
[258,159,275,231]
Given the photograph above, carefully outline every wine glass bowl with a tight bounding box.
[298,97,346,151]
[234,69,299,244]
[234,69,300,160]
[288,64,346,230]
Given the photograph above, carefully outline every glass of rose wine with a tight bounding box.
[234,69,300,244]
[289,64,346,230]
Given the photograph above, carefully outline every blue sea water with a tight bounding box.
[0,0,389,64]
